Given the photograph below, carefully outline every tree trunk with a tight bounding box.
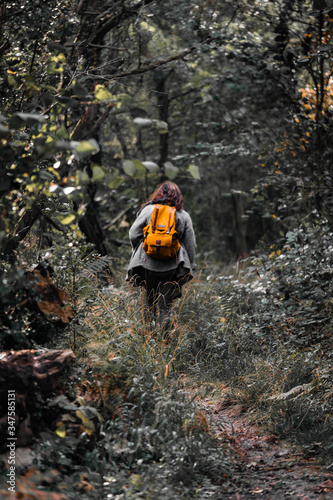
[155,70,171,166]
[78,183,109,256]
[231,190,248,257]
[0,200,41,259]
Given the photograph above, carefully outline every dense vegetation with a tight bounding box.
[1,0,333,497]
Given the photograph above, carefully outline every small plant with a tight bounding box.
[173,225,333,464]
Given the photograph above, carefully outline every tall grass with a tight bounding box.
[171,267,333,467]
[36,272,233,499]
[34,250,333,498]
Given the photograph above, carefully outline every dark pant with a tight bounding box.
[141,270,180,333]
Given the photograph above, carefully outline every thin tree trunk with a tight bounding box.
[0,201,41,258]
[231,190,248,257]
[155,70,171,166]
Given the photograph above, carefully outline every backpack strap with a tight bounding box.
[167,207,175,234]
[152,205,159,233]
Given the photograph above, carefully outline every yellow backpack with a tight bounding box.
[142,204,180,259]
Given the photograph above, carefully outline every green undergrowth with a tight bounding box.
[37,224,333,499]
[173,225,333,467]
[3,224,332,497]
[27,279,234,499]
[42,221,332,500]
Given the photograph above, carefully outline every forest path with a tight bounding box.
[199,395,333,499]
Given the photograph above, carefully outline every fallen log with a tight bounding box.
[0,349,75,448]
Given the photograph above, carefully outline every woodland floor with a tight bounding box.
[1,383,333,499]
[199,394,333,499]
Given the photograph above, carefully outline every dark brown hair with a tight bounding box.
[149,181,183,211]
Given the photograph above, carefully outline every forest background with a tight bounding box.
[0,0,333,498]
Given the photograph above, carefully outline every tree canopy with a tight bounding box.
[1,2,333,497]
[1,0,333,338]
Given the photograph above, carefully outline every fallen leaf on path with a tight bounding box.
[26,266,74,323]
[316,479,333,492]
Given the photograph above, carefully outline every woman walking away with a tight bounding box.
[126,181,196,334]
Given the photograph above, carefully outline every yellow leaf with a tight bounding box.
[59,214,76,225]
[55,423,66,438]
[94,84,114,102]
[76,410,95,435]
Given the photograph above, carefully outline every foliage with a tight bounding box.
[7,275,231,499]
[2,0,332,262]
[173,223,333,463]
[1,0,333,495]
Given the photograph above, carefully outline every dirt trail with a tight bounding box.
[201,398,333,499]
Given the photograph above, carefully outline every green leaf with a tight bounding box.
[72,82,90,98]
[153,120,168,134]
[94,84,114,102]
[55,423,66,438]
[133,117,153,128]
[142,161,159,174]
[188,164,200,180]
[24,75,40,94]
[107,177,125,189]
[164,161,179,180]
[7,74,17,87]
[123,160,136,177]
[55,125,70,139]
[76,170,91,186]
[39,170,54,181]
[104,168,120,184]
[104,168,125,188]
[115,93,133,110]
[9,112,46,128]
[91,165,105,183]
[76,409,95,435]
[56,140,79,152]
[313,0,327,9]
[75,139,100,158]
[56,95,77,106]
[47,41,68,53]
[0,124,10,138]
[47,54,66,74]
[132,159,146,179]
[63,187,77,195]
[57,213,76,225]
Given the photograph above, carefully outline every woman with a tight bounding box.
[126,181,196,333]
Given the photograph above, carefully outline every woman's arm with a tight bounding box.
[128,206,151,249]
[180,211,197,267]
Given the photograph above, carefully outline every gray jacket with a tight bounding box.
[126,203,196,281]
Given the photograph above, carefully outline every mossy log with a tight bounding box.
[0,349,74,448]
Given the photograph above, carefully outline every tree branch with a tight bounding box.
[1,202,42,257]
[91,0,156,45]
[114,48,195,79]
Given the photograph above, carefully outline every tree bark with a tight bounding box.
[155,71,171,166]
[0,201,41,258]
[78,184,109,256]
[231,190,248,257]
